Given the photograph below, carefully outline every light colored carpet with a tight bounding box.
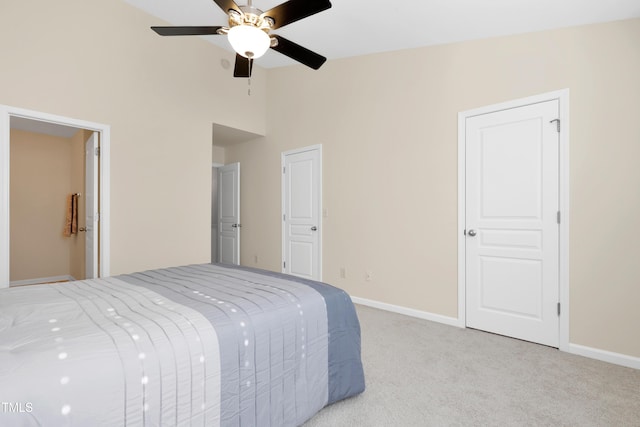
[304,305,640,426]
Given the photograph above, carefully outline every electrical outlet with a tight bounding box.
[365,271,373,281]
[340,267,346,279]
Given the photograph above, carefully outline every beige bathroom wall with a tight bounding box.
[10,130,72,281]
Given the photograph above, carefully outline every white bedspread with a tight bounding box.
[0,277,221,426]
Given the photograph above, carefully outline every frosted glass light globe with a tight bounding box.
[228,25,270,59]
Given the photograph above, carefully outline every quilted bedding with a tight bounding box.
[0,263,365,426]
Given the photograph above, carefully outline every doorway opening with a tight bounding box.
[211,122,263,266]
[0,105,110,288]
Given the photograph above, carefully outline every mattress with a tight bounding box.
[0,263,365,426]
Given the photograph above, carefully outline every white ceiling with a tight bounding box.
[125,0,640,69]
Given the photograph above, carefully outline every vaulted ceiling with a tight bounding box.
[125,0,640,68]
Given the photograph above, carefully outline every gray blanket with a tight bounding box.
[0,263,365,426]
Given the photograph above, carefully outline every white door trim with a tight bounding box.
[0,105,111,288]
[457,89,570,351]
[281,144,323,281]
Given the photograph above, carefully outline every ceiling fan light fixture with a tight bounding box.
[228,25,270,59]
[151,0,332,77]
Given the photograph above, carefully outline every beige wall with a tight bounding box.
[1,0,266,275]
[226,18,640,358]
[10,130,76,280]
[3,1,638,359]
[212,145,226,165]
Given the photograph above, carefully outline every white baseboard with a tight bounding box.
[10,275,75,287]
[567,343,640,370]
[351,296,461,328]
[352,296,639,370]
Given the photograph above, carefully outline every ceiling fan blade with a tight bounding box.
[261,0,332,30]
[211,0,242,14]
[151,26,223,36]
[271,35,327,70]
[233,54,253,78]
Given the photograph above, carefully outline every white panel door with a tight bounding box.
[218,163,240,265]
[211,165,220,264]
[282,147,321,280]
[85,132,99,279]
[465,100,559,347]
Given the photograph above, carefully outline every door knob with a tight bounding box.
[311,226,317,231]
[231,223,241,228]
[467,229,477,237]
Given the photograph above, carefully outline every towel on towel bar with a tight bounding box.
[63,194,78,236]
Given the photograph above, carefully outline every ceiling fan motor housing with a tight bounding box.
[230,6,274,30]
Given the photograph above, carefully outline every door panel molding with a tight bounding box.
[457,89,570,350]
[0,105,111,288]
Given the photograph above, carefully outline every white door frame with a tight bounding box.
[281,144,323,281]
[0,105,111,287]
[457,89,570,351]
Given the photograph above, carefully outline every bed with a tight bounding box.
[0,263,365,426]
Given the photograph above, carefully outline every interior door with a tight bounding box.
[211,165,220,263]
[465,100,560,347]
[282,146,321,280]
[218,162,240,265]
[85,132,99,279]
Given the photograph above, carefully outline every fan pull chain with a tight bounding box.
[248,78,251,96]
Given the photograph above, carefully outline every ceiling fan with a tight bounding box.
[151,0,332,78]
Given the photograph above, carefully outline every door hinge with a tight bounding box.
[283,214,286,221]
[557,211,561,224]
[550,119,560,133]
[283,261,286,269]
[557,302,561,316]
[95,146,101,156]
[283,166,286,174]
